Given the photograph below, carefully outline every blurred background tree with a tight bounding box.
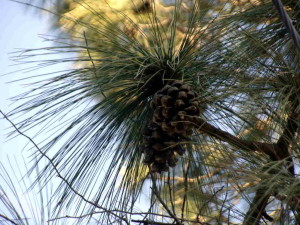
[1,0,300,224]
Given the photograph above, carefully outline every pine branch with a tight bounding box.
[183,117,280,159]
[243,189,271,225]
[272,0,300,52]
[272,0,300,174]
[276,108,298,175]
[184,113,299,224]
[274,100,300,221]
[277,111,298,151]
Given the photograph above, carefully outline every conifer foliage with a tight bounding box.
[1,0,300,224]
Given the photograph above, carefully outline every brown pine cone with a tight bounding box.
[141,81,202,173]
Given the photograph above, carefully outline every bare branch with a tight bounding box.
[0,214,19,225]
[182,116,280,159]
[0,110,130,225]
[243,188,271,225]
[150,173,183,225]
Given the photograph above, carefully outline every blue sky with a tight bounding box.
[0,1,59,221]
[0,2,152,223]
[0,1,51,156]
[0,2,149,222]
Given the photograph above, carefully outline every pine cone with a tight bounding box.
[141,81,202,173]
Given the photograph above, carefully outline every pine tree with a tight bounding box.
[2,0,300,224]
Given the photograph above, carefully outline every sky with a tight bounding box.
[0,1,69,222]
[0,1,75,159]
[0,0,51,157]
[0,2,151,223]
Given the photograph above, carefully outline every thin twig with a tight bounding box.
[0,110,129,225]
[83,31,106,99]
[181,160,190,222]
[167,171,176,216]
[131,219,177,225]
[160,169,220,183]
[150,173,182,225]
[47,209,183,222]
[0,214,19,225]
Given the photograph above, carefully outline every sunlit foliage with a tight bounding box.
[1,0,300,224]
